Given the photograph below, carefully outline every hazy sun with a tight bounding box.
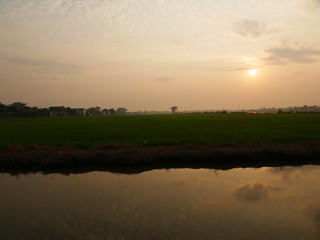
[248,69,258,77]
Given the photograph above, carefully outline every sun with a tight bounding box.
[248,69,258,77]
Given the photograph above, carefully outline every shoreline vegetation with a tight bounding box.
[1,102,320,118]
[1,114,320,174]
[1,141,320,175]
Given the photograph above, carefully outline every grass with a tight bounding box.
[0,114,320,148]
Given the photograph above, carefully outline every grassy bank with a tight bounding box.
[1,142,320,174]
[1,114,320,148]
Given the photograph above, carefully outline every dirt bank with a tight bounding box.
[1,141,320,174]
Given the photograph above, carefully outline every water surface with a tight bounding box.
[1,166,320,240]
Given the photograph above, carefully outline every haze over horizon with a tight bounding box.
[1,0,320,111]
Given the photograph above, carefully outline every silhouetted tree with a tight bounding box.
[102,109,111,115]
[171,106,178,114]
[65,107,74,115]
[109,108,116,115]
[11,102,27,106]
[0,103,5,112]
[277,110,283,114]
[116,107,128,114]
[87,106,102,115]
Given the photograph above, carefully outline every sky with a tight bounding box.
[0,0,320,111]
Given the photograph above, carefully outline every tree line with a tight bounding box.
[0,102,128,118]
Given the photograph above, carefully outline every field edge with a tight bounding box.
[1,141,320,174]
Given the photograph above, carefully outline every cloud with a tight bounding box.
[234,19,267,39]
[265,166,308,181]
[299,200,320,223]
[234,182,283,202]
[210,67,250,72]
[174,57,256,72]
[304,0,320,13]
[262,47,320,65]
[3,57,80,69]
[266,166,320,183]
[1,57,82,74]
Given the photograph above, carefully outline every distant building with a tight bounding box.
[5,103,27,112]
[74,108,87,116]
[49,106,66,117]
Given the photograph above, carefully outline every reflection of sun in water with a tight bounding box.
[248,69,258,77]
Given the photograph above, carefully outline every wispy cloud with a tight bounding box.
[210,67,250,72]
[262,47,320,65]
[173,57,254,72]
[234,19,267,39]
[309,0,320,8]
[304,0,320,13]
[1,57,82,74]
[299,199,320,223]
[234,182,283,202]
[314,0,320,5]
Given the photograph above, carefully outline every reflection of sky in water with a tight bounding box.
[1,166,320,239]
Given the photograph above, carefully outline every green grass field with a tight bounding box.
[0,114,320,148]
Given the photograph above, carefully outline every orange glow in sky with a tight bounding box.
[0,0,320,110]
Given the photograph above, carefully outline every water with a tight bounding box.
[1,166,320,240]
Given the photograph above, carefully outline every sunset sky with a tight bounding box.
[1,0,320,111]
